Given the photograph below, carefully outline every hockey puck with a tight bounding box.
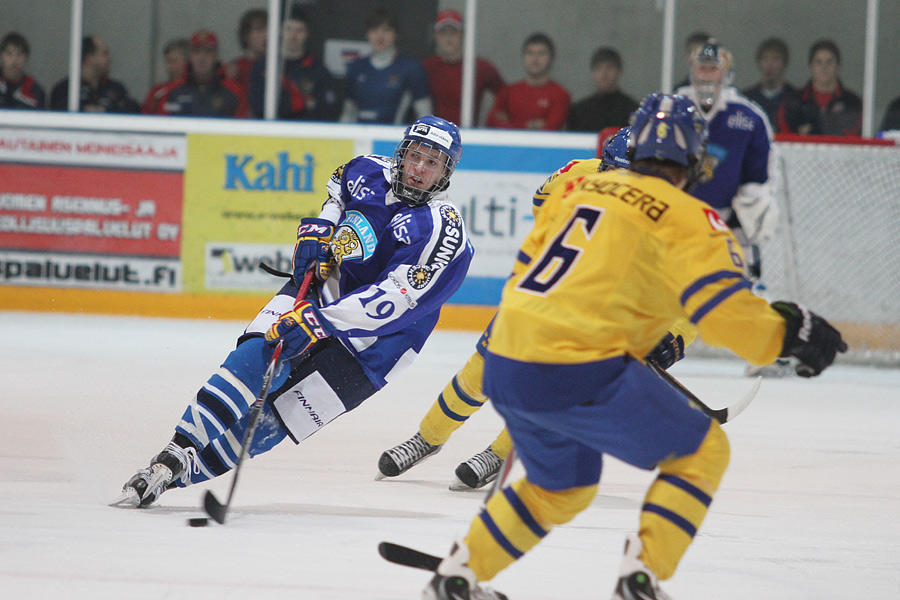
[188,517,210,527]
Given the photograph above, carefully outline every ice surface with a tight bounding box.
[1,312,898,599]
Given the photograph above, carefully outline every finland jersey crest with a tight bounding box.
[332,210,377,263]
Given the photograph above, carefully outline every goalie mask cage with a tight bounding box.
[697,135,900,367]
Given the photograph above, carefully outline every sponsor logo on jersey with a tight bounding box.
[347,174,374,201]
[331,210,376,263]
[330,165,344,185]
[726,110,756,131]
[389,271,417,307]
[423,205,463,268]
[704,208,730,232]
[407,265,434,289]
[223,152,315,192]
[391,212,414,244]
[292,390,324,428]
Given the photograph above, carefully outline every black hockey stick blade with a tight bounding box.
[203,489,228,524]
[647,359,761,424]
[378,541,442,572]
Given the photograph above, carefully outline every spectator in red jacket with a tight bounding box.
[486,32,570,130]
[141,38,189,114]
[154,29,248,118]
[794,39,862,136]
[0,32,45,109]
[421,9,504,125]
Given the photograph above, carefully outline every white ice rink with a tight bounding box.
[1,311,898,599]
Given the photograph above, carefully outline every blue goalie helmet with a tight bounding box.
[391,115,463,206]
[628,94,707,169]
[600,126,631,171]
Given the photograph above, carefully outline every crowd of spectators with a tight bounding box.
[2,8,898,136]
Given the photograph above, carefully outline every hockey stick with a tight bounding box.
[379,449,519,571]
[203,270,315,525]
[647,359,760,424]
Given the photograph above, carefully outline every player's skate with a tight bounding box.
[745,357,795,378]
[110,441,198,508]
[422,540,508,600]
[450,446,502,491]
[376,432,442,479]
[611,534,673,600]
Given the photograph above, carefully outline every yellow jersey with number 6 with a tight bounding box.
[488,168,786,366]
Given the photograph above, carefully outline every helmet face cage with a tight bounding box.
[390,116,462,207]
[600,126,631,171]
[627,94,708,185]
[689,42,734,110]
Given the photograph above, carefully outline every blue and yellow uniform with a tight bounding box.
[466,167,786,582]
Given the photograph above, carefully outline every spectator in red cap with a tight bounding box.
[421,8,504,126]
[152,29,248,118]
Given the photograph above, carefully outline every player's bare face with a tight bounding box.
[401,142,446,192]
[0,46,27,81]
[435,27,462,61]
[810,50,839,90]
[367,24,397,54]
[523,43,552,78]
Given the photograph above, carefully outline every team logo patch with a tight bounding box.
[440,204,461,226]
[331,210,377,263]
[407,265,434,289]
[704,208,730,232]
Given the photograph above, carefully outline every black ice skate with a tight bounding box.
[110,441,198,508]
[450,446,502,491]
[422,541,509,600]
[376,432,442,479]
[612,534,673,600]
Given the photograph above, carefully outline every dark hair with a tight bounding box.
[522,32,555,59]
[591,47,622,70]
[286,3,311,25]
[238,8,268,50]
[685,31,711,50]
[364,7,398,33]
[81,36,98,64]
[163,38,189,58]
[756,37,789,64]
[0,32,29,56]
[808,38,840,65]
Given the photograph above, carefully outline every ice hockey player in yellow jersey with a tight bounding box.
[377,127,694,491]
[420,94,846,600]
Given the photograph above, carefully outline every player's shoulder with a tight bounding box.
[331,154,391,186]
[721,88,772,126]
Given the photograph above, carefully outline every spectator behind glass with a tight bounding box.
[879,94,900,133]
[141,38,189,114]
[674,30,711,90]
[742,37,803,134]
[795,39,862,136]
[0,31,45,109]
[486,32,570,131]
[340,7,432,124]
[226,8,267,92]
[566,46,638,132]
[248,4,339,121]
[421,9,504,125]
[152,29,248,118]
[50,35,139,113]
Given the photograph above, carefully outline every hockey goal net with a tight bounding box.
[750,136,900,366]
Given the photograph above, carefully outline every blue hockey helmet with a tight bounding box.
[391,115,463,206]
[628,94,706,167]
[600,126,631,171]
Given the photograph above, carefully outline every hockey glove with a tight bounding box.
[645,332,685,370]
[292,218,335,284]
[771,301,848,377]
[265,301,333,358]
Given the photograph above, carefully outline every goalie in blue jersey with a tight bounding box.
[112,116,473,508]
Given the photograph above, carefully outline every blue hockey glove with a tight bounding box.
[771,301,847,377]
[265,301,333,358]
[645,332,685,370]
[293,218,335,284]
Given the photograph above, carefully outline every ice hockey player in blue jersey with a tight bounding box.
[112,115,473,508]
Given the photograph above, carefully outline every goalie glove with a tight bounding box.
[771,301,848,377]
[645,332,685,370]
[293,218,335,284]
[265,301,333,358]
[732,183,779,245]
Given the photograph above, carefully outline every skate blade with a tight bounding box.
[448,477,481,492]
[109,487,141,507]
[374,471,387,481]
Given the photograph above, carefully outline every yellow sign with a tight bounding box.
[182,134,354,293]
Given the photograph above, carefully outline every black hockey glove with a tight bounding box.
[645,332,685,370]
[771,301,847,377]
